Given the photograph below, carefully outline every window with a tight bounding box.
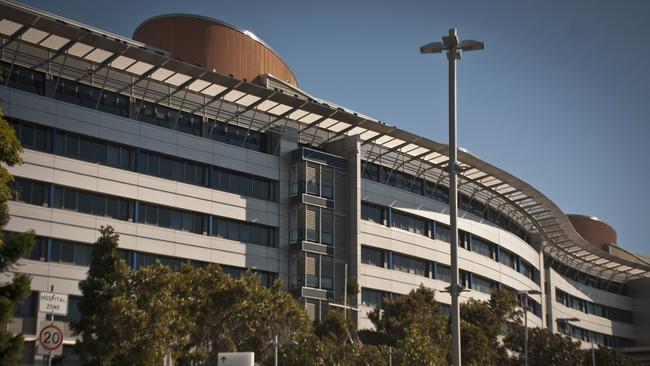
[54,130,134,170]
[50,240,91,266]
[321,167,334,199]
[471,274,496,294]
[140,150,207,186]
[55,78,128,117]
[138,203,204,234]
[361,202,384,224]
[499,248,517,269]
[392,253,427,277]
[306,162,320,195]
[434,222,450,243]
[9,119,50,152]
[51,186,129,221]
[362,288,389,307]
[391,211,426,236]
[361,246,384,267]
[361,162,380,182]
[26,236,48,261]
[11,178,49,206]
[212,216,275,247]
[470,236,493,259]
[212,167,276,201]
[206,118,267,152]
[306,206,320,243]
[1,62,45,95]
[435,264,451,283]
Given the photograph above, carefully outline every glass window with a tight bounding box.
[472,274,495,294]
[391,211,426,236]
[361,202,384,224]
[392,253,427,277]
[499,248,516,269]
[435,264,451,283]
[361,288,389,307]
[434,222,450,243]
[470,236,493,259]
[361,246,384,267]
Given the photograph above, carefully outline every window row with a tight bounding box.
[362,161,532,245]
[9,119,277,201]
[1,63,269,153]
[361,202,540,284]
[14,233,277,287]
[11,178,276,247]
[557,321,634,347]
[360,245,541,316]
[547,257,627,295]
[555,288,634,323]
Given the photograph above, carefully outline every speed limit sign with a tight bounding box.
[37,321,64,356]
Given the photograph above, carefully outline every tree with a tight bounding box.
[176,265,312,365]
[120,263,186,365]
[72,226,132,365]
[459,289,521,365]
[366,285,448,364]
[0,103,35,365]
[589,346,638,366]
[505,327,586,366]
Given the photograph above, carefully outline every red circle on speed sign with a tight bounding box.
[38,324,63,351]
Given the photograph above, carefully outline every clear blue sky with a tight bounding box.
[21,0,650,255]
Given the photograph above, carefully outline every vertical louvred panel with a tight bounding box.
[306,162,318,182]
[321,210,333,245]
[306,162,319,194]
[334,215,348,258]
[335,171,347,214]
[306,206,319,229]
[305,253,318,276]
[322,166,334,198]
[321,255,333,278]
[305,300,317,321]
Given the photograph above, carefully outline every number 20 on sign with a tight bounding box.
[37,321,64,356]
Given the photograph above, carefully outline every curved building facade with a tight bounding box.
[1,1,649,364]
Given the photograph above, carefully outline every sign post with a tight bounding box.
[37,286,68,365]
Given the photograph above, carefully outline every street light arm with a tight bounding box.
[459,40,485,51]
[420,41,445,54]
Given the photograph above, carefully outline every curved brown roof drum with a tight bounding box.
[567,214,617,250]
[133,15,297,87]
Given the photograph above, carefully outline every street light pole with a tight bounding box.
[420,29,484,366]
[516,289,541,366]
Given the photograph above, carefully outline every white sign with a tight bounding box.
[38,292,68,316]
[217,352,254,366]
[36,321,64,356]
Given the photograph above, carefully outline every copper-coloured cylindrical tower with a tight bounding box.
[568,214,617,250]
[133,14,297,86]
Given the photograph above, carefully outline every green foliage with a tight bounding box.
[0,105,34,366]
[72,229,639,365]
[589,346,638,366]
[459,289,521,365]
[176,266,311,365]
[505,327,586,366]
[367,285,449,364]
[72,226,133,365]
